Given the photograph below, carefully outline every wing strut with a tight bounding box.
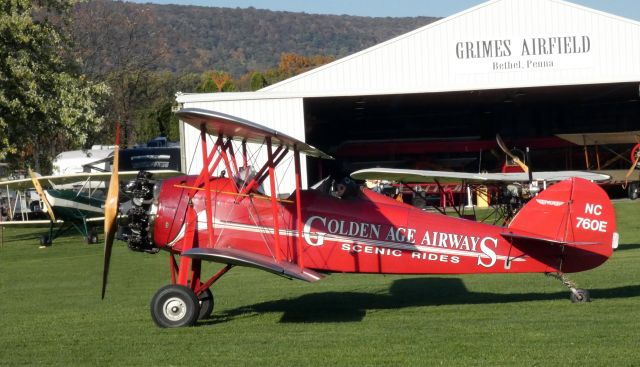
[293,145,305,268]
[28,168,56,222]
[266,137,283,263]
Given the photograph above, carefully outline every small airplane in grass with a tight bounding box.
[0,165,179,246]
[556,131,640,199]
[101,108,619,328]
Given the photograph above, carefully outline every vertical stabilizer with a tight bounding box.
[507,177,616,272]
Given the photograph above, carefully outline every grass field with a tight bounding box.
[1,201,639,366]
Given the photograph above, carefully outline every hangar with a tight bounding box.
[176,0,640,194]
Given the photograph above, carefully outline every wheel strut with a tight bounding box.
[545,272,591,303]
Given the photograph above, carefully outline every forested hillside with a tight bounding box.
[71,0,438,77]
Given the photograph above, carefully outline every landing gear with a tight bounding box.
[570,289,591,303]
[546,272,591,303]
[85,229,99,244]
[150,285,201,328]
[629,182,639,200]
[197,288,214,320]
[39,235,52,247]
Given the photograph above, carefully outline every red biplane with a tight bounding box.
[101,108,619,328]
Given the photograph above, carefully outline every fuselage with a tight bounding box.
[44,189,104,220]
[142,175,613,275]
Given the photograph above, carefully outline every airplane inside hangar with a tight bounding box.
[302,82,640,179]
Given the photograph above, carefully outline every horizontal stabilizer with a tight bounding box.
[182,247,325,282]
[501,232,599,247]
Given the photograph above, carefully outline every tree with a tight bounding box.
[249,71,268,91]
[0,0,108,172]
[70,0,169,147]
[132,71,200,143]
[198,70,236,93]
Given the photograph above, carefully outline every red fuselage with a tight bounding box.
[150,176,614,275]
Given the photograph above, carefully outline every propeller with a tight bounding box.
[496,134,529,173]
[102,124,120,299]
[624,143,640,187]
[28,168,56,222]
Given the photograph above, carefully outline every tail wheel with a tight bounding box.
[198,288,214,320]
[629,182,639,200]
[570,289,591,303]
[150,285,200,328]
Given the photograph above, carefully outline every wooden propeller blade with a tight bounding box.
[102,125,120,299]
[625,154,640,182]
[496,134,529,173]
[28,168,56,222]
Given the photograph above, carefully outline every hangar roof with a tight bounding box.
[256,0,640,97]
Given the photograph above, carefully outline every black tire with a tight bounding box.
[570,289,591,303]
[30,201,41,213]
[39,235,51,247]
[150,284,201,328]
[629,182,639,200]
[86,231,98,244]
[197,288,214,320]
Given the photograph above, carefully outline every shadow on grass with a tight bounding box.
[202,277,640,326]
[615,243,640,251]
[0,229,47,243]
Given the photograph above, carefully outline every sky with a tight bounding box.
[124,0,640,21]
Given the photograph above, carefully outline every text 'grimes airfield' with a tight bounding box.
[455,35,591,59]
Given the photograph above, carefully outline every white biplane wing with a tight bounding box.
[351,167,611,183]
[0,170,181,191]
[176,108,333,160]
[556,131,640,146]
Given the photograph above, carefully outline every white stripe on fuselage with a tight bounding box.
[163,211,524,263]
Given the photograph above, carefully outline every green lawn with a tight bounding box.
[1,201,639,366]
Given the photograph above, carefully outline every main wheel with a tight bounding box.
[86,229,99,244]
[197,288,214,320]
[570,289,591,303]
[150,285,201,328]
[39,235,51,247]
[629,182,639,200]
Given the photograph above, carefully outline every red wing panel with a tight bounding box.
[182,247,325,282]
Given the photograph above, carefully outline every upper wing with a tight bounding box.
[351,167,611,183]
[176,108,333,160]
[0,177,40,191]
[0,170,181,190]
[556,131,640,145]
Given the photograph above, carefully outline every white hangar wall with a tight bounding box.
[177,95,307,195]
[262,0,640,95]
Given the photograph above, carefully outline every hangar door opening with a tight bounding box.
[302,82,640,185]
